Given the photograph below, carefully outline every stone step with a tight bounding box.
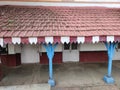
[52,85,119,90]
[0,84,50,90]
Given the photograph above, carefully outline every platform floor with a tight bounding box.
[0,61,120,90]
[0,84,50,90]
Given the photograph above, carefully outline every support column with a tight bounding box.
[43,43,57,87]
[103,42,117,84]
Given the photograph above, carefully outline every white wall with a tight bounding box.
[8,44,21,54]
[41,44,62,52]
[8,44,15,54]
[15,44,21,53]
[80,43,106,51]
[21,44,39,63]
[79,43,120,60]
[113,50,120,60]
[63,50,79,62]
[8,43,120,64]
[12,44,62,64]
[62,43,107,62]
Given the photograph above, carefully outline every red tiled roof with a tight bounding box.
[0,6,120,38]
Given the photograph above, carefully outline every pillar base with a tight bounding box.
[48,79,55,87]
[103,75,115,84]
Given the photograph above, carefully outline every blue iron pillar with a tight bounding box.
[43,43,58,87]
[103,42,118,84]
